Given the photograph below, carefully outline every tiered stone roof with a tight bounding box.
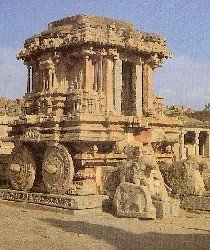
[17,14,171,60]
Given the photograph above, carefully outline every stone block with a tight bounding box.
[152,199,170,219]
[181,195,210,211]
[153,198,180,219]
[72,179,97,196]
[72,195,109,210]
[99,166,120,197]
[170,198,180,217]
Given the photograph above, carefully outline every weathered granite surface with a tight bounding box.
[17,14,171,60]
[113,182,156,219]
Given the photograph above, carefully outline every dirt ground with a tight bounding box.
[0,201,210,250]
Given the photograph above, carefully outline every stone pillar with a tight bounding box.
[105,57,114,113]
[98,57,103,94]
[52,64,58,92]
[142,63,153,115]
[93,60,98,91]
[180,130,187,159]
[134,63,143,116]
[27,66,31,93]
[114,59,122,114]
[31,66,34,92]
[83,57,94,91]
[32,65,38,93]
[48,69,52,92]
[43,69,47,90]
[195,131,200,156]
[46,67,54,92]
[207,132,210,158]
[51,69,55,91]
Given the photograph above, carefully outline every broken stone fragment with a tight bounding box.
[160,158,208,196]
[113,182,156,219]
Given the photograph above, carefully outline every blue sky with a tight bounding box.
[0,0,209,110]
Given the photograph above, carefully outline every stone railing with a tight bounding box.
[64,90,106,115]
[21,89,107,118]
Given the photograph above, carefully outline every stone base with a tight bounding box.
[181,195,210,211]
[153,198,180,219]
[0,199,104,215]
[0,188,108,210]
[67,180,97,196]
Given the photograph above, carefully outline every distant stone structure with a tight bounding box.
[0,14,209,216]
[0,98,22,184]
[165,104,193,117]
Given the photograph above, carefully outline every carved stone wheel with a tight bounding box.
[42,144,74,195]
[9,145,36,191]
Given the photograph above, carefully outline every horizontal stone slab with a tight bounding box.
[0,189,108,210]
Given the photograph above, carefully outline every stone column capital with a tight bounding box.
[181,130,188,135]
[107,48,119,60]
[195,130,200,138]
[147,52,163,69]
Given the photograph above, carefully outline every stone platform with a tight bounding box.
[0,189,108,211]
[181,195,210,211]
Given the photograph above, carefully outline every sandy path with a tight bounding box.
[0,201,209,250]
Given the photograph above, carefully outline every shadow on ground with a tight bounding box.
[40,218,210,250]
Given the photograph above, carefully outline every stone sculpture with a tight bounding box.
[114,148,180,219]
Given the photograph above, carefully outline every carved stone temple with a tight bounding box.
[1,14,210,217]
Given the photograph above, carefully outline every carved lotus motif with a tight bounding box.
[24,128,40,140]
